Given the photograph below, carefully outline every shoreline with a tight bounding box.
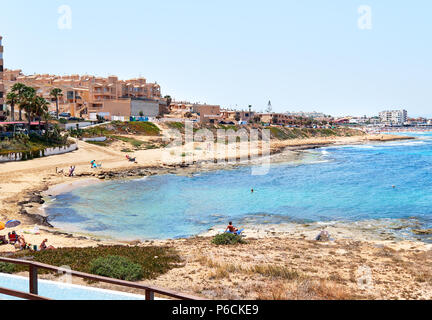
[0,132,421,252]
[14,133,427,248]
[4,132,432,300]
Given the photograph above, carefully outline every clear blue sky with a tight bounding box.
[1,0,431,117]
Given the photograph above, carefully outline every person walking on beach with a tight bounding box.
[69,166,76,177]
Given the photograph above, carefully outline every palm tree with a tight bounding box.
[11,83,27,121]
[5,92,18,121]
[41,109,52,134]
[50,88,63,119]
[34,96,49,132]
[19,87,37,132]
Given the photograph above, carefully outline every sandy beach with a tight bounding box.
[1,131,429,300]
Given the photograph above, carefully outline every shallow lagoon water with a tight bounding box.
[46,133,432,240]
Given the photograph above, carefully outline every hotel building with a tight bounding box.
[379,110,408,126]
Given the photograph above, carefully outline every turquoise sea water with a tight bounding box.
[46,132,432,240]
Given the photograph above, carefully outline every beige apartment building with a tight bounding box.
[169,101,220,123]
[192,104,221,123]
[3,69,163,120]
[259,113,293,125]
[221,110,255,123]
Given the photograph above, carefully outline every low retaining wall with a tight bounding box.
[0,144,78,163]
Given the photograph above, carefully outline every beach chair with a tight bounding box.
[8,233,18,244]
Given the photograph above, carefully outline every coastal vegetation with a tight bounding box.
[161,122,364,142]
[212,233,246,245]
[0,131,71,156]
[68,121,163,151]
[7,245,182,281]
[75,121,161,138]
[90,255,143,281]
[268,127,363,140]
[1,84,72,157]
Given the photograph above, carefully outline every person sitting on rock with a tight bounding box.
[225,222,239,234]
[316,230,331,242]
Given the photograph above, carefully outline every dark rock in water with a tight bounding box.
[412,229,432,235]
[29,194,45,204]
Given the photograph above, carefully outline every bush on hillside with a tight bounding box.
[90,255,144,281]
[0,262,17,274]
[212,233,246,245]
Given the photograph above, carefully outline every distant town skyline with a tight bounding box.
[1,1,432,118]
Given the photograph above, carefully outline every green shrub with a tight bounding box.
[166,122,185,131]
[212,233,246,245]
[112,135,145,148]
[0,262,17,274]
[90,255,144,281]
[11,245,181,280]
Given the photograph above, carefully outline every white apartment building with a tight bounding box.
[379,110,408,125]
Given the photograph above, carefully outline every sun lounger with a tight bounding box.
[8,233,18,244]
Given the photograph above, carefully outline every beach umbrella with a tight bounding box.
[5,220,21,228]
[0,222,4,231]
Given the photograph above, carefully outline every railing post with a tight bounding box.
[29,265,38,295]
[145,289,154,300]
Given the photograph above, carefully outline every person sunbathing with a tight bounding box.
[126,155,137,162]
[18,236,27,250]
[40,239,55,251]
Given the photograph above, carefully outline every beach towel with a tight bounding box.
[225,229,244,236]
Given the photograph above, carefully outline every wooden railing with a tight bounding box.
[0,257,203,301]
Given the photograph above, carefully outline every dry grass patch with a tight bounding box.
[250,265,301,280]
[255,279,356,300]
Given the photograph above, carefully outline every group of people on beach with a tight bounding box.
[55,166,76,177]
[6,231,55,251]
